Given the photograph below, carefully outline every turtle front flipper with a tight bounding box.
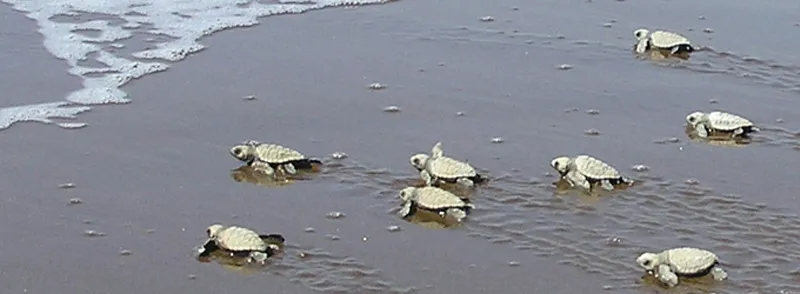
[283,163,297,175]
[655,264,679,287]
[600,180,615,191]
[198,239,219,257]
[565,170,591,191]
[251,161,275,176]
[445,208,467,222]
[398,201,413,218]
[420,170,435,186]
[695,124,709,138]
[710,267,728,281]
[456,177,474,187]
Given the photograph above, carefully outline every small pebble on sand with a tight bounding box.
[585,109,600,115]
[332,152,348,160]
[631,164,650,172]
[584,128,601,136]
[455,111,465,116]
[383,106,401,113]
[602,22,612,28]
[491,137,505,144]
[775,118,784,123]
[508,261,521,267]
[188,274,197,280]
[59,182,76,189]
[557,64,573,70]
[709,99,718,104]
[326,211,346,219]
[685,178,700,185]
[387,225,401,232]
[119,249,132,256]
[480,16,495,22]
[368,82,386,90]
[703,28,714,33]
[304,227,316,233]
[242,95,256,101]
[68,198,83,205]
[84,229,106,237]
[326,234,340,241]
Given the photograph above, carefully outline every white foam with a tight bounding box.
[0,0,397,130]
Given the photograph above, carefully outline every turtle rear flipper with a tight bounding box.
[248,251,269,263]
[471,174,488,185]
[259,234,285,244]
[710,267,727,281]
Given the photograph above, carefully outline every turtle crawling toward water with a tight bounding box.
[397,186,475,222]
[230,140,322,177]
[550,155,632,192]
[198,224,285,264]
[636,247,728,288]
[634,28,695,58]
[686,111,759,138]
[410,142,486,187]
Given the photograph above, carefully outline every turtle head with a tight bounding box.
[206,224,225,238]
[230,143,256,163]
[636,252,660,271]
[686,111,706,126]
[634,28,649,41]
[409,154,429,170]
[399,187,417,202]
[550,156,571,175]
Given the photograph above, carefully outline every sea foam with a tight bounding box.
[0,0,397,130]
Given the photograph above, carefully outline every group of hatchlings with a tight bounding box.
[196,28,758,289]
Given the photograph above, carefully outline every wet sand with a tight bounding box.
[2,0,800,293]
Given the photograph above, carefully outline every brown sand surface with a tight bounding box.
[1,0,800,293]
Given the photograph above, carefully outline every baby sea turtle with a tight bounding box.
[634,28,695,55]
[397,186,475,222]
[199,224,285,263]
[686,111,759,138]
[636,247,728,288]
[550,155,632,192]
[230,140,322,177]
[409,142,486,187]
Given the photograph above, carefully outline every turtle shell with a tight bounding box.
[215,226,268,252]
[662,247,719,276]
[650,30,691,49]
[572,155,623,181]
[427,156,479,180]
[410,187,474,210]
[706,111,754,131]
[252,143,309,164]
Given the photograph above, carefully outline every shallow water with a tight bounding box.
[1,0,799,293]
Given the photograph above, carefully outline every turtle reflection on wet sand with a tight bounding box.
[230,165,302,188]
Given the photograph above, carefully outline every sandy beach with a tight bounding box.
[1,0,799,293]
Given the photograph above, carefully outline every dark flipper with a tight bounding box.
[198,239,220,257]
[259,234,286,245]
[290,158,323,170]
[471,174,488,184]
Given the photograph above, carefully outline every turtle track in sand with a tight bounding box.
[203,243,416,294]
[311,159,800,294]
